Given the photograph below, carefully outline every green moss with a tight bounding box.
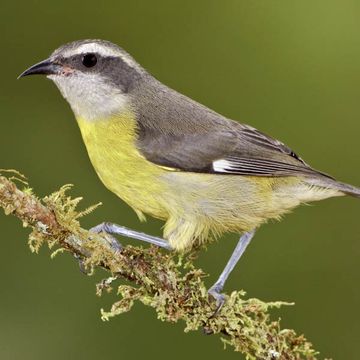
[0,172,329,360]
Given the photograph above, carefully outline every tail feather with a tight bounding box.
[307,177,360,198]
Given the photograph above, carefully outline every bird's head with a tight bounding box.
[19,39,145,120]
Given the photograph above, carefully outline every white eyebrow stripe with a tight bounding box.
[60,42,138,69]
[61,43,119,57]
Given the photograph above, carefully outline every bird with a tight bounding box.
[19,39,360,307]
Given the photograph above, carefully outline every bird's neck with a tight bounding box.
[76,111,140,162]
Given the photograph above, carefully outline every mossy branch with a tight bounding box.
[0,171,329,360]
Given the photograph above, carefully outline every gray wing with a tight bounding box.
[136,120,332,178]
[133,80,332,178]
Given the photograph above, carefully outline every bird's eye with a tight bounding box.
[82,53,97,68]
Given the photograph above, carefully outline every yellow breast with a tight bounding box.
[76,112,169,220]
[75,112,337,252]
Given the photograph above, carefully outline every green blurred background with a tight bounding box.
[1,0,359,359]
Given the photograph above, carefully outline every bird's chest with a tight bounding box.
[76,115,167,218]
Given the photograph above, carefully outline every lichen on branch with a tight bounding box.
[0,171,329,360]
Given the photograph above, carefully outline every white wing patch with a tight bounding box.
[212,159,234,173]
[212,157,316,176]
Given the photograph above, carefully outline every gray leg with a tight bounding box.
[208,230,256,309]
[90,222,172,250]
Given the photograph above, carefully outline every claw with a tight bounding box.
[208,283,226,315]
[75,224,123,275]
[203,285,226,334]
[103,233,122,253]
[89,223,122,253]
[75,254,92,275]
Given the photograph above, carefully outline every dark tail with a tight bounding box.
[307,176,360,198]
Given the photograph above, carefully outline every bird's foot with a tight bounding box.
[208,283,226,316]
[76,254,92,275]
[203,283,227,334]
[89,222,123,253]
[75,223,123,275]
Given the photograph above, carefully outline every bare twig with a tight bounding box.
[0,172,328,360]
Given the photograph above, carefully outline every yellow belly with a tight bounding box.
[77,113,170,220]
[76,113,340,252]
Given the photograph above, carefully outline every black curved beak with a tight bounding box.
[18,59,62,79]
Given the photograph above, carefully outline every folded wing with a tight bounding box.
[136,116,332,179]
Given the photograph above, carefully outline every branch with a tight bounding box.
[0,171,328,360]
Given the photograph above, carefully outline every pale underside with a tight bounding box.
[76,114,341,252]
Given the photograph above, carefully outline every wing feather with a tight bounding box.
[134,85,331,179]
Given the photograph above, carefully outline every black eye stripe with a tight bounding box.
[82,53,97,67]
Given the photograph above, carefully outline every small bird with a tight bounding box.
[19,39,360,306]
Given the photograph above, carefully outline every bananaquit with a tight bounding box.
[19,40,360,306]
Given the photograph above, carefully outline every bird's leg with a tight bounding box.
[208,230,256,311]
[90,222,173,250]
[77,222,171,274]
